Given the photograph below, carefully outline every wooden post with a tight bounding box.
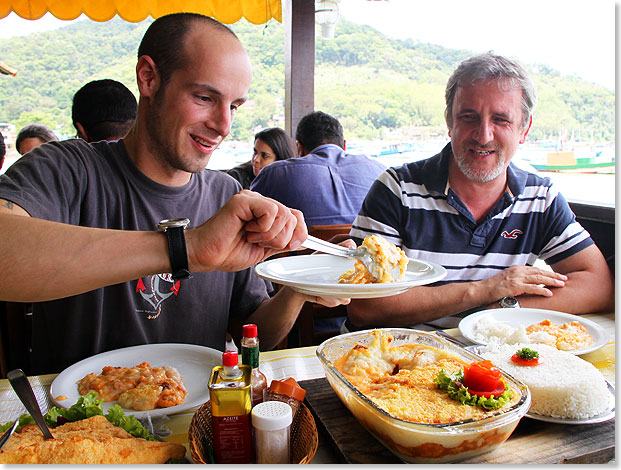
[283,0,315,139]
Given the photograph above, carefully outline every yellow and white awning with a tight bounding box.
[0,0,281,24]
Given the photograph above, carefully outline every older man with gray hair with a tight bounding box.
[343,52,613,332]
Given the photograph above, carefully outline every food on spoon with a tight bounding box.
[0,415,185,464]
[77,362,187,411]
[334,330,520,423]
[472,314,593,351]
[478,342,610,419]
[338,235,408,284]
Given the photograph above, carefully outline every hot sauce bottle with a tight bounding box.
[209,351,253,464]
[241,323,268,407]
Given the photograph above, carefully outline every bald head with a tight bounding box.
[138,13,240,87]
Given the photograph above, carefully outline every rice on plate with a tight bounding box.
[478,341,611,419]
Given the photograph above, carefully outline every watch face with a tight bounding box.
[501,297,519,308]
[157,218,190,231]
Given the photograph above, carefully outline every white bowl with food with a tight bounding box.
[316,329,531,463]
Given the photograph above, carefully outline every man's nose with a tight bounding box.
[207,104,233,137]
[474,120,493,145]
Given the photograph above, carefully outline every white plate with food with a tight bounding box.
[50,343,221,419]
[255,254,447,298]
[458,308,608,355]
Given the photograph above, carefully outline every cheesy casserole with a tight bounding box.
[334,330,520,424]
[338,235,408,284]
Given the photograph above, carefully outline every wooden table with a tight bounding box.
[0,312,614,464]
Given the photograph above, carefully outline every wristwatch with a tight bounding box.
[157,218,191,280]
[499,296,520,308]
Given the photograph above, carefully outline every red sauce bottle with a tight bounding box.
[241,324,268,407]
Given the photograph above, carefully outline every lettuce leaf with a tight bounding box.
[435,368,513,411]
[1,392,155,441]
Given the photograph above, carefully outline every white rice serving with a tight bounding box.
[478,342,611,419]
[472,314,556,346]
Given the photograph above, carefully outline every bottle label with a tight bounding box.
[212,413,253,463]
[242,346,260,369]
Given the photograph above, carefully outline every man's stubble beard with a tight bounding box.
[454,147,507,183]
[144,88,207,174]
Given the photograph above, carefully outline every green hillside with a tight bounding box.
[0,17,614,143]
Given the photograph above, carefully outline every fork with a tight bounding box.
[301,235,398,280]
[0,420,18,451]
[7,369,54,440]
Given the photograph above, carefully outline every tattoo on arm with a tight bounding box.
[1,200,14,210]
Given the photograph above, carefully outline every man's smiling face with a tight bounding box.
[144,24,252,174]
[449,79,530,183]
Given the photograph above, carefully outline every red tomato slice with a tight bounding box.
[511,354,539,366]
[463,360,503,393]
[467,381,506,398]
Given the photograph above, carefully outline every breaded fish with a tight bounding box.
[0,415,186,464]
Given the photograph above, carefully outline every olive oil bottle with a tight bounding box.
[209,351,253,464]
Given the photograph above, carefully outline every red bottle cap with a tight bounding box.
[222,351,239,367]
[242,324,258,338]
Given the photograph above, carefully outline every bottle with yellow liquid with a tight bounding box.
[209,351,253,464]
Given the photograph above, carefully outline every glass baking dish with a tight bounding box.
[316,328,531,463]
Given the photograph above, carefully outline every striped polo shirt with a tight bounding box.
[351,143,593,285]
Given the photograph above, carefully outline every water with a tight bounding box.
[2,141,615,207]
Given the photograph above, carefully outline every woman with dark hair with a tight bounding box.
[228,128,296,189]
[15,124,59,155]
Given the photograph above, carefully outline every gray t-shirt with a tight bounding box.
[0,139,268,373]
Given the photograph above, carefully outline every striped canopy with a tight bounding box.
[0,0,282,23]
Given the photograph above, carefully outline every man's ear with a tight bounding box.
[296,141,305,157]
[519,116,533,144]
[75,122,89,142]
[135,55,160,98]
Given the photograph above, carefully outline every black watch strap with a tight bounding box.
[158,218,191,280]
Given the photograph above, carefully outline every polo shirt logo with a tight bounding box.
[501,229,523,239]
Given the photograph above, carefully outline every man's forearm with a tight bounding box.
[347,282,486,328]
[0,214,169,302]
[518,269,614,313]
[245,287,307,350]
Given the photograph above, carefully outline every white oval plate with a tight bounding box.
[458,308,609,355]
[255,254,446,299]
[50,343,221,419]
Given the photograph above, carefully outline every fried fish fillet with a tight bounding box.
[0,415,186,464]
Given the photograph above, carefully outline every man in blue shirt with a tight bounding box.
[250,111,386,227]
[344,52,614,331]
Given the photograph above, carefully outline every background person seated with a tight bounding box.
[227,127,296,189]
[15,123,59,155]
[72,79,137,142]
[250,111,386,226]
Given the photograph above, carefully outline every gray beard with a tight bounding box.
[454,151,506,183]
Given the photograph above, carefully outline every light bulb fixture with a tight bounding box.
[315,1,340,39]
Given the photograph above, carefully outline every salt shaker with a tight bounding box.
[251,401,292,464]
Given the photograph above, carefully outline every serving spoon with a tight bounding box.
[7,369,54,440]
[301,235,402,280]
